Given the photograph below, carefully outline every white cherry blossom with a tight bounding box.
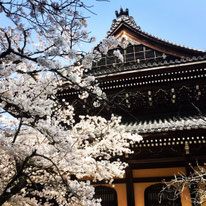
[0,1,141,205]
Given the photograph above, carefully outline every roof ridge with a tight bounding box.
[107,15,140,36]
[138,28,206,53]
[107,9,206,53]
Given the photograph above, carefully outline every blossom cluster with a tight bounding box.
[0,0,140,205]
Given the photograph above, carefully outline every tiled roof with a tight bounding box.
[125,115,206,134]
[90,55,206,76]
[107,9,205,53]
[107,14,140,36]
[133,27,205,53]
[89,9,206,76]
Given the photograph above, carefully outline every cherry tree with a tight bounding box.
[0,0,142,205]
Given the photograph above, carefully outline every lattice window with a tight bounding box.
[134,44,144,52]
[145,50,155,59]
[107,56,116,65]
[94,186,118,206]
[145,183,181,206]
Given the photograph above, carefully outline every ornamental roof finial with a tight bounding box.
[115,8,129,18]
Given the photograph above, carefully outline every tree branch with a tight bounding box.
[12,116,23,143]
[0,150,37,205]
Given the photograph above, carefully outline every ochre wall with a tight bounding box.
[134,182,154,206]
[95,167,194,206]
[133,167,192,206]
[132,167,186,178]
[115,184,127,206]
[134,182,192,206]
[181,186,193,206]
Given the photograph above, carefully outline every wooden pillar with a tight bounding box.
[125,167,135,206]
[185,156,200,206]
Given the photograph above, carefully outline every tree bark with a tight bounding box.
[0,176,27,205]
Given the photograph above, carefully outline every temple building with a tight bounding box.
[58,8,206,206]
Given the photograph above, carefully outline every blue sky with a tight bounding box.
[84,0,206,51]
[0,0,205,51]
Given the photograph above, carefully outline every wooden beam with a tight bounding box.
[128,155,206,169]
[129,157,185,169]
[133,176,174,183]
[125,167,135,206]
[92,175,181,184]
[91,178,126,185]
[128,156,186,164]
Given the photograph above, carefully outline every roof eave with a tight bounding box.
[108,21,206,58]
[95,59,206,79]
